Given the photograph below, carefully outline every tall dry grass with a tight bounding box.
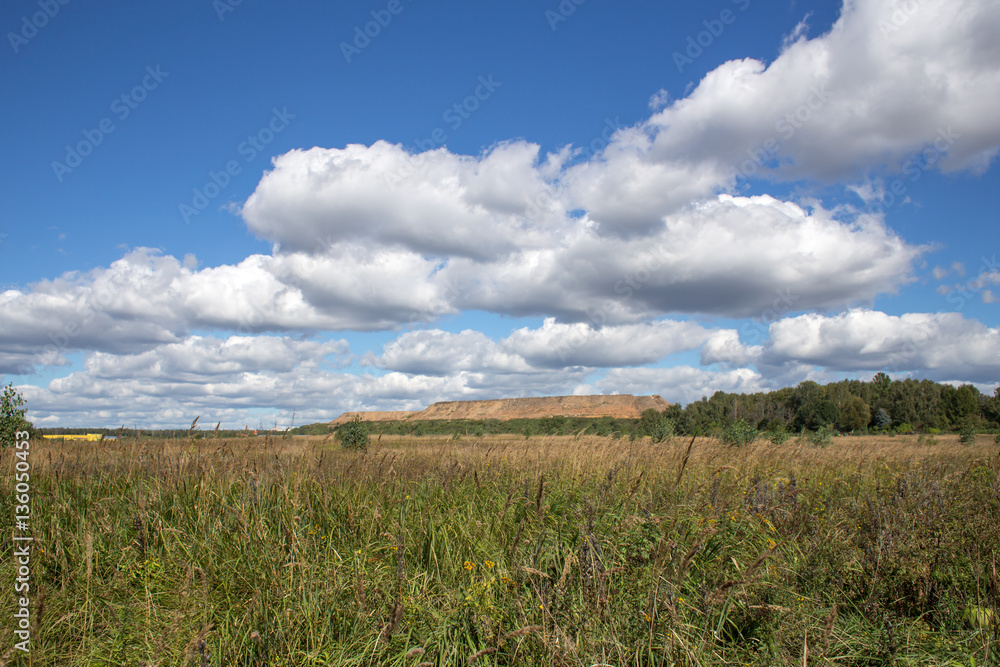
[0,432,997,665]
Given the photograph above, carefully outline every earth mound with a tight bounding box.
[330,394,669,424]
[330,410,420,425]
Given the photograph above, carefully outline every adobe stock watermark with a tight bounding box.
[881,254,997,376]
[545,0,587,31]
[878,0,921,38]
[12,429,33,653]
[213,0,245,21]
[383,75,502,190]
[179,107,295,224]
[877,254,992,376]
[7,0,71,54]
[340,0,415,63]
[522,116,623,222]
[943,255,999,310]
[855,126,959,226]
[51,65,170,183]
[234,272,305,336]
[881,318,935,376]
[730,83,831,182]
[673,0,751,73]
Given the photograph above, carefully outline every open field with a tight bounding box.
[2,433,999,666]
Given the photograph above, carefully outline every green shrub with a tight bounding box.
[1,383,31,447]
[927,427,941,435]
[766,423,789,445]
[720,418,758,447]
[959,418,977,446]
[807,424,835,448]
[894,422,914,434]
[647,417,675,444]
[337,415,369,451]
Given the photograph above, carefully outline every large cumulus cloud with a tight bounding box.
[5,0,1000,425]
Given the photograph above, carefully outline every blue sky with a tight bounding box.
[2,0,998,427]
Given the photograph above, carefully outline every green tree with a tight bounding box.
[663,403,688,434]
[838,395,870,432]
[638,409,665,437]
[791,381,825,408]
[983,386,1000,426]
[337,415,369,451]
[871,372,891,401]
[1,384,32,447]
[794,397,840,431]
[941,384,980,426]
[958,415,977,445]
[647,417,675,444]
[874,407,892,431]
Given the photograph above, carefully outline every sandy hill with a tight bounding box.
[331,394,669,424]
[330,410,419,425]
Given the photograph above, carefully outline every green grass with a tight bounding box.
[1,433,998,666]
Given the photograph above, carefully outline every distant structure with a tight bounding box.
[331,394,669,425]
[42,433,105,441]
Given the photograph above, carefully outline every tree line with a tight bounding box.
[661,373,999,436]
[7,374,999,442]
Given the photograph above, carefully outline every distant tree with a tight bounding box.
[871,372,891,401]
[549,415,566,434]
[663,403,688,434]
[673,378,992,440]
[959,415,977,445]
[794,397,840,432]
[638,409,662,436]
[983,386,1000,426]
[874,408,892,431]
[941,384,980,426]
[792,381,825,410]
[648,417,675,444]
[682,398,720,435]
[838,395,871,432]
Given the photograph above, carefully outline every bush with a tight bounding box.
[720,419,758,447]
[959,417,977,446]
[1,384,32,447]
[807,424,835,448]
[874,408,892,431]
[647,417,675,444]
[337,415,369,451]
[765,423,789,445]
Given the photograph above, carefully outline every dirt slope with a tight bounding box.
[330,411,419,425]
[331,394,669,424]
